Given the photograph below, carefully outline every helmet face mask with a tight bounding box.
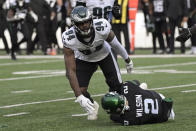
[101,92,125,114]
[71,6,93,37]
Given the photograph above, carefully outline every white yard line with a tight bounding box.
[3,112,30,117]
[71,113,88,117]
[0,74,64,81]
[181,90,196,93]
[0,84,196,109]
[0,94,104,109]
[0,61,196,82]
[151,83,196,90]
[11,90,32,94]
[0,60,62,66]
[0,55,64,59]
[66,91,74,94]
[135,62,196,69]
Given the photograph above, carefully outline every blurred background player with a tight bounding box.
[6,0,37,59]
[112,0,132,55]
[176,24,196,54]
[140,0,157,54]
[101,80,175,126]
[0,0,10,55]
[62,6,133,121]
[149,0,169,54]
[185,0,196,54]
[76,0,121,22]
[165,0,188,54]
[30,0,55,55]
[140,0,150,35]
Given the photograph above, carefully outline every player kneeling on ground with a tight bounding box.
[101,80,175,126]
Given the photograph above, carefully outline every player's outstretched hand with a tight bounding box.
[75,95,95,114]
[176,28,192,43]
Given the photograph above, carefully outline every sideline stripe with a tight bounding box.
[181,90,196,93]
[3,112,29,117]
[0,84,196,109]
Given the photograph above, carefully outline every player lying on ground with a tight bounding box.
[176,24,196,43]
[101,80,175,126]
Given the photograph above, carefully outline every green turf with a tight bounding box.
[0,54,196,131]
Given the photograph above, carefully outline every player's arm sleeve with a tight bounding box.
[62,32,71,49]
[107,31,129,60]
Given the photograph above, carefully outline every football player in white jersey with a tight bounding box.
[62,6,133,120]
[75,0,121,59]
[76,0,121,22]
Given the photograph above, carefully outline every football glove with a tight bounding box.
[176,28,192,43]
[126,60,133,74]
[75,95,95,114]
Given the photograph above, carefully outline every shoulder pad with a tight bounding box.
[62,27,76,48]
[93,19,111,37]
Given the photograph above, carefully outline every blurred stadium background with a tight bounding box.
[0,11,190,50]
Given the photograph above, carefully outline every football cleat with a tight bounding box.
[87,101,99,120]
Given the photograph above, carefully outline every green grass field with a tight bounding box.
[0,54,196,131]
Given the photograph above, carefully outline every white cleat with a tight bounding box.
[169,108,175,120]
[87,101,99,120]
[140,83,148,90]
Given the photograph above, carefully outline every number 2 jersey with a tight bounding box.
[111,81,173,126]
[62,18,112,62]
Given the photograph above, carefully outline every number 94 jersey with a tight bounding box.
[119,81,172,125]
[62,18,112,62]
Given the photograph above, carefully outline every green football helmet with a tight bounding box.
[101,92,126,114]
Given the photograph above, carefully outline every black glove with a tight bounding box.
[176,28,192,43]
